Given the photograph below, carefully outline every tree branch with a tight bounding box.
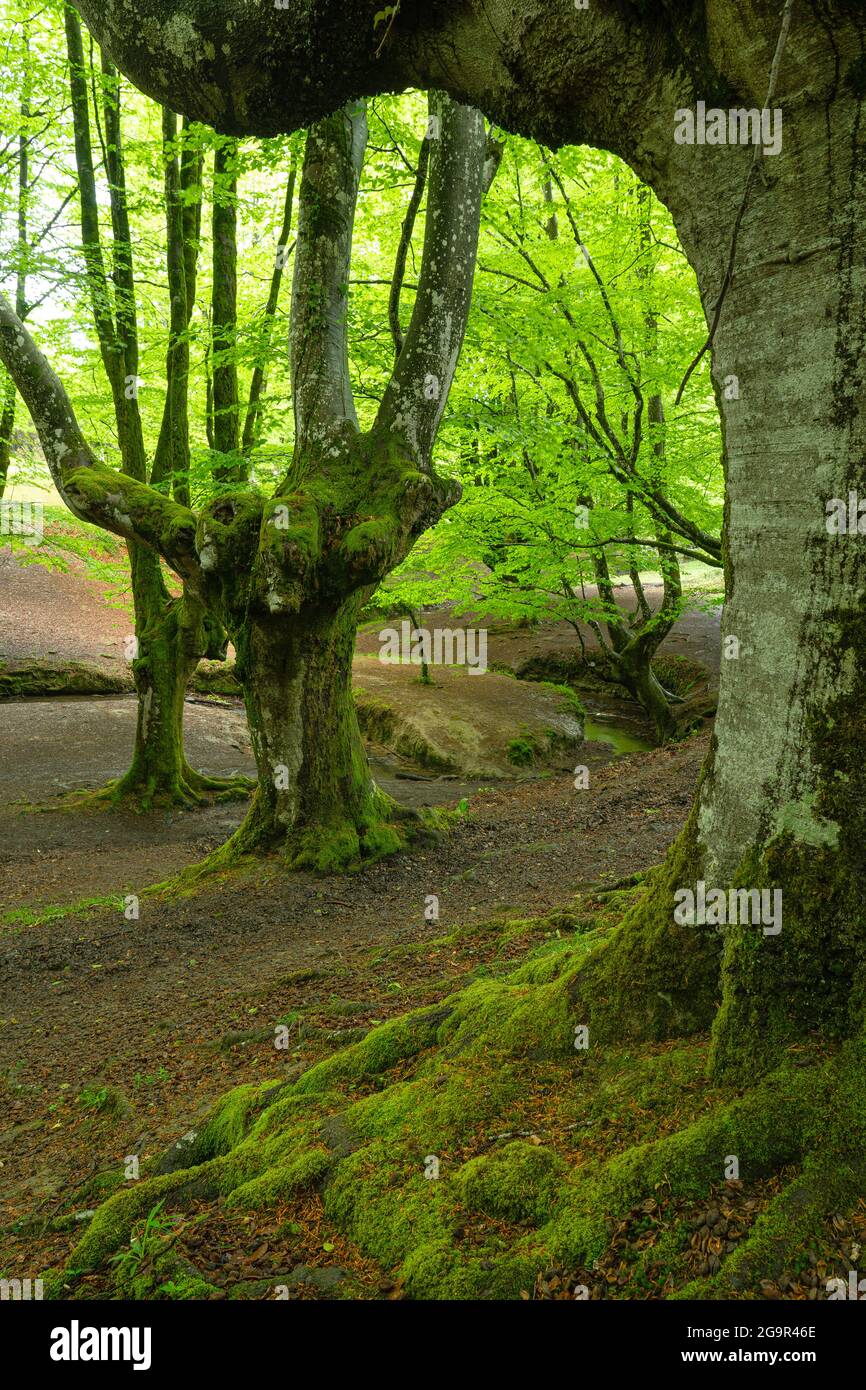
[388,134,428,359]
[290,100,367,459]
[0,293,201,584]
[375,91,486,470]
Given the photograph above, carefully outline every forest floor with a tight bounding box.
[0,733,706,1294]
[12,548,855,1303]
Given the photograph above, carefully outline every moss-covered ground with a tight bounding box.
[25,882,866,1302]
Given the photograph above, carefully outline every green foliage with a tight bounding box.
[110,1200,184,1296]
[379,141,724,643]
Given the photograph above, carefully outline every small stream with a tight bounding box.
[580,691,655,755]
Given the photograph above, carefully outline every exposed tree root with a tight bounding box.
[564,753,722,1046]
[53,901,866,1301]
[158,792,460,888]
[64,766,255,814]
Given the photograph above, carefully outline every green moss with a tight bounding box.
[289,825,362,873]
[190,659,242,696]
[65,867,862,1300]
[224,1145,333,1209]
[0,659,132,699]
[538,680,586,720]
[455,1141,566,1224]
[156,1273,221,1299]
[166,1082,277,1168]
[564,745,722,1043]
[294,1003,453,1093]
[506,736,537,766]
[69,1171,210,1273]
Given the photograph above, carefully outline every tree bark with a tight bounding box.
[241,157,297,458]
[0,59,29,500]
[225,596,399,869]
[211,140,241,480]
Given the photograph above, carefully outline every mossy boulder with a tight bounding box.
[353,658,584,778]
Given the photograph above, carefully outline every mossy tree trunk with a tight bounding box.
[116,561,212,804]
[65,23,231,807]
[191,94,484,868]
[685,174,866,1083]
[228,598,398,869]
[0,89,487,867]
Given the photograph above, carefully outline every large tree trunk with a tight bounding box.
[226,596,400,870]
[686,194,866,1081]
[571,49,866,1082]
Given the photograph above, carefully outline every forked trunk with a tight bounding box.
[114,550,230,807]
[225,598,402,871]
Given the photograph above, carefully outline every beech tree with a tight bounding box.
[9,1,866,1313]
[400,142,723,744]
[62,10,231,806]
[0,88,491,870]
[45,0,866,1083]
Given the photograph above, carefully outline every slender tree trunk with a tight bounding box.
[0,377,15,500]
[211,140,240,480]
[0,54,30,500]
[242,157,297,458]
[116,571,201,803]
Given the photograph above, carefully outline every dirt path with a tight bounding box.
[0,549,133,669]
[0,733,705,1270]
[0,690,606,914]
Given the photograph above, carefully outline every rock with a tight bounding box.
[285,1264,347,1294]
